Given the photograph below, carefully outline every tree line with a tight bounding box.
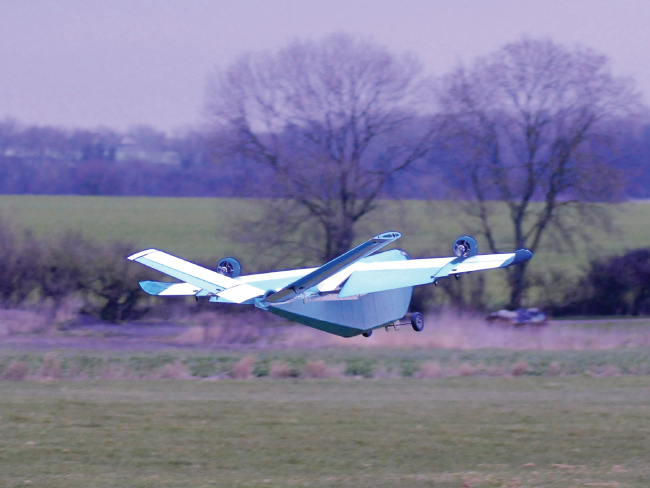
[0,216,147,322]
[1,212,647,323]
[206,35,647,308]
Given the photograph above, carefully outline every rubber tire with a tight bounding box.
[410,312,424,332]
[362,330,373,338]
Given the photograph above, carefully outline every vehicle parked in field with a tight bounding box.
[486,308,547,326]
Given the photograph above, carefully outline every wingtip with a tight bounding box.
[512,249,533,264]
[127,249,158,261]
[372,231,402,242]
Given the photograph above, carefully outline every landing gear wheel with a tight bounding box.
[362,330,373,338]
[410,312,424,332]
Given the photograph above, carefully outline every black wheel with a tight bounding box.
[362,330,372,338]
[410,312,424,332]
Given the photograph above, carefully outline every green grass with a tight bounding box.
[3,195,650,305]
[1,377,649,487]
[2,347,650,379]
[0,195,250,259]
[3,195,650,260]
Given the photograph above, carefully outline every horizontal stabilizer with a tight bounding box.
[140,281,200,296]
[128,249,265,303]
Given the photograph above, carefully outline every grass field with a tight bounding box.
[2,195,650,306]
[3,345,650,379]
[1,377,649,487]
[2,195,650,260]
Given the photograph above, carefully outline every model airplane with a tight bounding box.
[127,232,532,338]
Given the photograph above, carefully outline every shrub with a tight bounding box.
[76,239,151,322]
[39,352,62,379]
[1,360,29,381]
[158,360,191,379]
[230,356,256,379]
[555,248,650,316]
[174,326,206,345]
[303,360,330,378]
[345,358,375,378]
[458,362,476,377]
[415,362,443,378]
[511,361,529,377]
[547,362,562,376]
[599,365,620,377]
[0,217,151,322]
[0,217,43,307]
[268,362,294,378]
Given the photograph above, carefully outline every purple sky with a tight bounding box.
[2,0,649,132]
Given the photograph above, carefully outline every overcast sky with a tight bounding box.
[2,0,649,132]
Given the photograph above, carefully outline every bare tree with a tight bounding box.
[206,34,433,263]
[437,38,642,308]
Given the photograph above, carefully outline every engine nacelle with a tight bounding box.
[453,236,478,258]
[216,257,241,278]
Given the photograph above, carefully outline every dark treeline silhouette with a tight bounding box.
[552,249,650,316]
[5,207,648,323]
[2,117,648,200]
[0,216,148,322]
[0,118,447,199]
[0,121,271,197]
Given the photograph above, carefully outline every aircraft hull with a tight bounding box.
[268,286,413,337]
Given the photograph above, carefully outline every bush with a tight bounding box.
[39,352,62,379]
[230,357,256,379]
[345,358,375,378]
[415,362,443,378]
[0,217,43,307]
[1,360,29,381]
[0,217,150,322]
[555,249,650,316]
[158,360,191,379]
[511,361,529,377]
[303,360,328,378]
[458,363,476,376]
[268,361,294,378]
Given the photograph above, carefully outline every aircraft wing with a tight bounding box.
[338,249,533,297]
[127,249,266,303]
[262,231,402,304]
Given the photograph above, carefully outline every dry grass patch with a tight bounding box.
[548,361,562,376]
[414,362,444,378]
[174,326,206,345]
[0,309,48,335]
[157,360,191,379]
[268,361,294,378]
[458,362,476,376]
[302,360,328,378]
[38,352,62,379]
[511,361,529,377]
[302,360,344,379]
[230,356,256,379]
[1,360,29,381]
[595,364,621,377]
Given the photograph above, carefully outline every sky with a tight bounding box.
[2,0,649,133]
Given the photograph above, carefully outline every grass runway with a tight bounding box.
[1,377,649,487]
